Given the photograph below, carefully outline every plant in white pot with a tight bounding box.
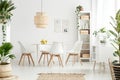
[0,0,16,43]
[93,27,110,45]
[0,42,15,78]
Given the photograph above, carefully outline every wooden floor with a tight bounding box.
[11,60,112,80]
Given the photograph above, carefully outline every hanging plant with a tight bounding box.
[75,5,83,29]
[0,0,16,43]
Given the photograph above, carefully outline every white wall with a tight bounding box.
[10,0,92,59]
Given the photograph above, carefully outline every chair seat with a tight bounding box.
[18,53,35,66]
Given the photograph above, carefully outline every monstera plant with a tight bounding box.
[109,9,120,64]
[0,0,16,43]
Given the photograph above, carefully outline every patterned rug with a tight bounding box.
[37,73,85,80]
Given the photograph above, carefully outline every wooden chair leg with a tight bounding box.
[23,55,25,66]
[57,56,61,66]
[93,61,96,70]
[79,58,82,65]
[58,55,64,67]
[27,55,31,65]
[103,62,105,70]
[29,54,35,66]
[38,53,43,64]
[47,54,48,63]
[65,54,70,64]
[43,54,45,64]
[48,55,53,66]
[73,55,75,65]
[18,54,24,65]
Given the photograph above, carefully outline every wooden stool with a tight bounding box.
[48,54,63,67]
[38,51,49,64]
[18,53,35,66]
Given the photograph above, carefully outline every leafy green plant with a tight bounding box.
[93,27,106,37]
[75,5,83,29]
[109,9,120,64]
[0,42,15,64]
[0,0,16,43]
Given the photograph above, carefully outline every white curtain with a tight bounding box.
[96,0,115,30]
[115,0,120,11]
[92,0,120,62]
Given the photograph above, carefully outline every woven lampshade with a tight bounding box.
[34,12,48,28]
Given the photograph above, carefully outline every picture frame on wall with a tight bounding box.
[54,19,62,32]
[54,18,69,33]
[62,19,69,32]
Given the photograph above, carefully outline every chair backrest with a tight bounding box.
[50,42,64,54]
[18,41,27,53]
[72,40,83,53]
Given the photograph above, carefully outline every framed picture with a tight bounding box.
[54,18,69,33]
[54,19,62,32]
[62,19,69,32]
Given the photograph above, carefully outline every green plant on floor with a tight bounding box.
[109,9,120,64]
[0,42,15,64]
[0,0,16,43]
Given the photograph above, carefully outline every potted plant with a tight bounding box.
[75,5,83,29]
[109,9,120,64]
[109,9,120,79]
[0,42,15,77]
[0,0,16,43]
[93,27,109,44]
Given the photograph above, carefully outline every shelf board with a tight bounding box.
[82,49,90,50]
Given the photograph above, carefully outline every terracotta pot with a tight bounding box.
[0,63,12,78]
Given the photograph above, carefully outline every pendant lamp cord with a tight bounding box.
[41,0,43,14]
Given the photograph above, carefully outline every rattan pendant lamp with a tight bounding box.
[34,0,48,28]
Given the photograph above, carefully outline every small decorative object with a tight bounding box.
[76,5,83,12]
[0,0,16,43]
[40,39,47,44]
[0,42,15,78]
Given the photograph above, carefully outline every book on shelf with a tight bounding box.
[80,15,90,20]
[80,29,89,34]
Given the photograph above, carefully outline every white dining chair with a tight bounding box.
[48,42,64,67]
[18,41,35,66]
[65,40,83,65]
[38,44,51,65]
